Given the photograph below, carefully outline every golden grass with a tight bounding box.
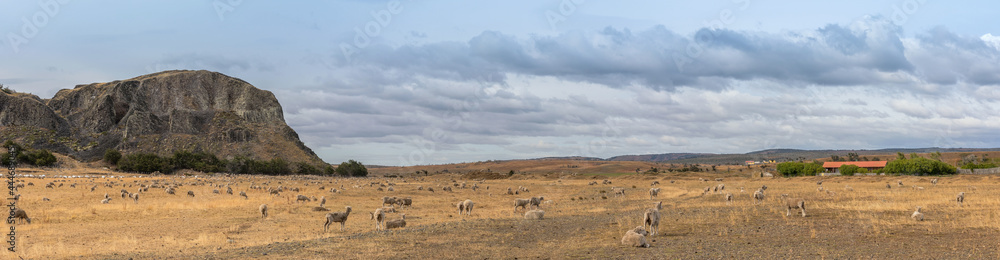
[3,168,1000,258]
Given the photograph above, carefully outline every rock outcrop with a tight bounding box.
[1,70,324,167]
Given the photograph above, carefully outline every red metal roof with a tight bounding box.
[822,161,887,168]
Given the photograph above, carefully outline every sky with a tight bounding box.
[2,1,999,166]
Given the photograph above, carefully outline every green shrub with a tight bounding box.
[118,153,171,173]
[962,162,998,169]
[883,157,957,175]
[104,149,122,165]
[335,159,368,177]
[776,161,825,177]
[839,164,862,176]
[295,162,321,175]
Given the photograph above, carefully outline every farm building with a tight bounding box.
[822,161,887,175]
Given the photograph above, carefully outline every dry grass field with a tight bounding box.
[5,166,1000,259]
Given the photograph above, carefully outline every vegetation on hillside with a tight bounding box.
[2,140,57,167]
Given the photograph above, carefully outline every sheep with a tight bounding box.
[131,193,139,204]
[324,206,353,232]
[259,204,268,219]
[716,183,725,192]
[296,195,310,203]
[603,179,612,185]
[187,191,195,197]
[931,178,939,185]
[524,210,545,220]
[459,199,474,215]
[104,193,110,200]
[649,188,660,199]
[396,197,412,209]
[529,196,545,209]
[387,186,394,192]
[212,189,220,194]
[269,189,280,196]
[643,201,662,236]
[702,186,711,195]
[370,208,385,231]
[101,198,111,204]
[239,191,248,199]
[911,206,924,221]
[725,193,733,204]
[166,188,176,195]
[886,183,891,189]
[780,194,806,217]
[897,180,903,187]
[752,189,765,205]
[312,207,330,212]
[513,198,531,212]
[612,187,626,197]
[956,192,965,206]
[226,187,233,195]
[384,214,406,229]
[427,187,434,192]
[319,196,327,207]
[12,208,30,224]
[621,226,650,248]
[506,187,514,195]
[651,181,660,186]
[816,180,824,185]
[382,196,397,207]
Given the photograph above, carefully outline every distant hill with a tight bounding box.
[0,70,325,167]
[609,148,1000,165]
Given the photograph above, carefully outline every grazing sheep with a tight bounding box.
[816,180,824,185]
[166,188,176,195]
[897,180,903,187]
[603,180,612,185]
[370,208,385,231]
[458,199,474,216]
[780,194,806,217]
[643,201,662,236]
[752,189,765,205]
[296,195,310,203]
[259,204,268,219]
[226,187,233,195]
[911,206,924,221]
[187,191,195,197]
[324,206,353,232]
[387,186,394,191]
[931,179,939,185]
[105,193,110,200]
[524,210,545,220]
[612,188,626,197]
[239,191,248,199]
[269,189,280,196]
[621,226,650,248]
[957,192,965,206]
[396,197,412,208]
[427,187,434,192]
[312,207,330,211]
[382,196,398,207]
[513,198,531,212]
[529,196,545,209]
[716,183,725,192]
[212,189,220,194]
[384,214,406,229]
[725,193,733,204]
[649,188,660,199]
[12,208,30,224]
[319,196,327,207]
[588,181,598,185]
[651,181,660,186]
[886,183,891,189]
[132,193,139,204]
[101,198,111,204]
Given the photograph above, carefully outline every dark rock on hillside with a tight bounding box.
[1,70,324,167]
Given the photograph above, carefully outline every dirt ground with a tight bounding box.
[5,169,1000,259]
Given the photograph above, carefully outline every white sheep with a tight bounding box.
[911,206,924,221]
[649,188,660,199]
[931,178,939,185]
[319,196,327,207]
[259,204,268,219]
[780,194,806,217]
[324,206,353,232]
[724,193,733,205]
[524,209,544,220]
[458,199,474,215]
[395,197,412,208]
[612,187,625,197]
[513,198,531,212]
[956,192,965,206]
[370,208,385,231]
[752,189,765,205]
[621,226,650,248]
[643,201,662,236]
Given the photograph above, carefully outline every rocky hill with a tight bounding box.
[1,70,325,167]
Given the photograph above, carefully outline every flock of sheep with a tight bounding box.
[620,177,967,248]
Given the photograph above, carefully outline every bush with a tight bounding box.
[962,162,998,170]
[118,153,171,173]
[104,149,122,165]
[335,159,368,177]
[883,157,957,175]
[776,161,824,177]
[295,162,321,175]
[170,150,224,173]
[839,164,861,176]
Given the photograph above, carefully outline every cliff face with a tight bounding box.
[1,70,324,166]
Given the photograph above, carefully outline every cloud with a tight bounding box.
[889,100,933,118]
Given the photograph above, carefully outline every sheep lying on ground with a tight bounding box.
[524,210,545,220]
[324,206,353,232]
[513,198,531,212]
[385,214,406,229]
[621,226,650,248]
[649,188,660,199]
[911,206,924,221]
[781,194,806,217]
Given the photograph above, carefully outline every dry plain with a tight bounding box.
[5,167,1000,259]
